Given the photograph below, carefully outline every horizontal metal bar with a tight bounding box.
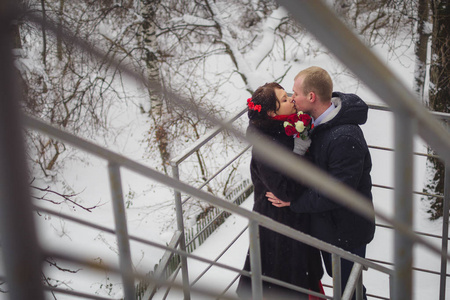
[45,250,240,300]
[372,183,444,199]
[170,107,247,166]
[368,145,432,159]
[364,294,390,300]
[0,274,119,300]
[181,145,251,205]
[258,274,331,300]
[186,204,248,248]
[367,102,450,121]
[368,258,450,277]
[191,226,248,286]
[35,205,250,278]
[322,283,390,300]
[44,286,118,300]
[366,103,393,112]
[375,223,448,240]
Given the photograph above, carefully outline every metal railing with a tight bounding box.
[1,1,450,300]
[141,101,450,300]
[17,100,450,300]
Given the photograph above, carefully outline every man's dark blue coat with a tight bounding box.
[290,92,375,251]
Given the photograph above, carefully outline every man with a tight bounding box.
[267,66,375,299]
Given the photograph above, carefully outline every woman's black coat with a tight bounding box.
[237,119,323,299]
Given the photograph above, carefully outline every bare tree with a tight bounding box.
[413,0,431,100]
[331,0,417,47]
[423,0,450,220]
[16,1,140,180]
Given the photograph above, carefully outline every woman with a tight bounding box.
[236,82,323,300]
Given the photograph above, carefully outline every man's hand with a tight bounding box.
[266,192,290,207]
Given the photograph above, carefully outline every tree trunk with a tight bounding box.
[141,0,163,115]
[413,0,430,102]
[423,0,450,220]
[57,0,64,61]
[429,0,450,113]
[140,0,170,172]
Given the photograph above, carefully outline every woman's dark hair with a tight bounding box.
[247,82,283,128]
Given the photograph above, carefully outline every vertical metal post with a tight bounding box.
[248,220,263,300]
[108,162,135,300]
[356,271,363,300]
[393,111,415,300]
[0,1,45,299]
[439,160,449,300]
[389,274,394,299]
[341,263,363,300]
[171,164,191,300]
[332,253,342,300]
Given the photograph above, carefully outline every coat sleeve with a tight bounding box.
[252,155,306,203]
[290,134,366,213]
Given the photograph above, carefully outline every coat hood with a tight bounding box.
[317,92,368,129]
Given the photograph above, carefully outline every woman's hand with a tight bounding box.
[266,192,290,207]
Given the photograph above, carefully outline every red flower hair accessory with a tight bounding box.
[247,98,261,112]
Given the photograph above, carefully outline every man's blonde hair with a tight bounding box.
[295,66,333,102]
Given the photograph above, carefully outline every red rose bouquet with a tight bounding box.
[283,111,312,140]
